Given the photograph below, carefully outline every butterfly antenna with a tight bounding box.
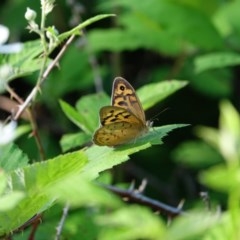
[149,107,170,123]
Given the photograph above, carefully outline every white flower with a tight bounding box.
[0,43,23,54]
[0,25,9,45]
[0,121,17,145]
[0,24,23,54]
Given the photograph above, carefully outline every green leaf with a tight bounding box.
[199,165,240,194]
[0,173,24,212]
[218,100,240,161]
[190,69,232,98]
[172,140,224,169]
[60,132,90,152]
[194,52,240,73]
[61,80,187,150]
[84,124,188,179]
[58,14,116,42]
[46,175,122,208]
[44,48,93,99]
[60,92,109,135]
[92,0,223,54]
[97,205,165,240]
[0,151,87,235]
[88,27,182,55]
[0,171,7,194]
[204,211,240,240]
[59,99,92,134]
[0,40,45,83]
[0,191,25,212]
[75,92,110,133]
[165,211,219,240]
[137,80,188,110]
[196,101,240,161]
[0,143,29,171]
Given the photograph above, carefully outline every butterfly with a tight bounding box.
[93,77,151,146]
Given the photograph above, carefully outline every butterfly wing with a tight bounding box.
[93,77,149,147]
[93,122,147,146]
[99,106,143,126]
[93,106,147,146]
[111,77,146,124]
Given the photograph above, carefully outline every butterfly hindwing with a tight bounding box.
[94,122,147,146]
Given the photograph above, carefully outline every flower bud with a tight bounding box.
[25,8,37,21]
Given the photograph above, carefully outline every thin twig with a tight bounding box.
[0,214,43,239]
[13,34,76,121]
[101,184,186,218]
[55,202,70,240]
[6,86,46,160]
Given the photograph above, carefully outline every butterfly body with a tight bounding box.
[93,77,149,146]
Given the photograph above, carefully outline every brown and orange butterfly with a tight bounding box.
[93,77,150,146]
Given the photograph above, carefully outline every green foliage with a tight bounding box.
[0,40,44,84]
[94,0,223,54]
[0,143,29,171]
[173,140,224,169]
[176,101,240,239]
[1,0,240,239]
[96,205,166,240]
[194,52,240,73]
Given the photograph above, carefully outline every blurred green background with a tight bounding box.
[1,0,240,217]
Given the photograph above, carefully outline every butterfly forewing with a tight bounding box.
[99,106,143,126]
[111,77,146,124]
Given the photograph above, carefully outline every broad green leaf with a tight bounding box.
[0,143,29,171]
[137,80,188,110]
[60,92,109,135]
[0,40,45,83]
[59,99,92,134]
[97,205,165,240]
[46,174,122,208]
[0,172,6,194]
[199,165,240,194]
[19,152,88,193]
[88,27,181,55]
[93,0,223,54]
[195,126,220,150]
[165,211,220,240]
[84,124,188,179]
[194,52,240,73]
[75,92,110,132]
[203,211,240,240]
[0,191,25,212]
[197,101,240,161]
[0,151,87,235]
[173,140,224,169]
[219,100,240,139]
[60,132,90,152]
[219,100,240,161]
